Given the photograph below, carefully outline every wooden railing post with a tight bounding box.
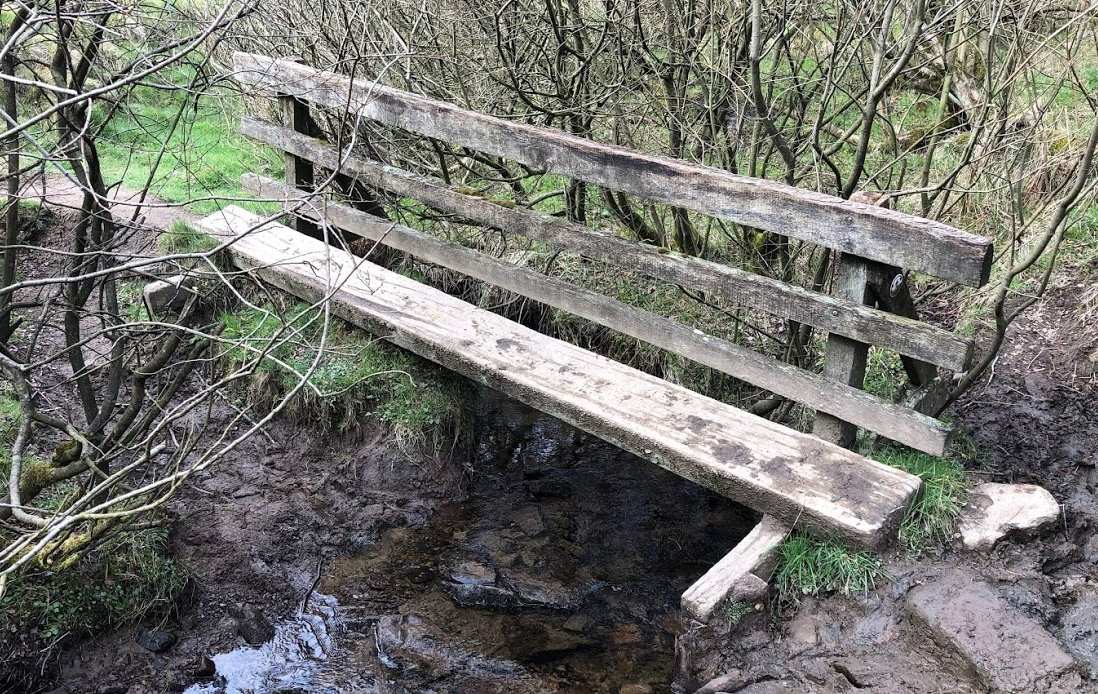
[278,59,320,239]
[813,253,871,448]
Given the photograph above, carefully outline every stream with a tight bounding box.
[185,389,756,693]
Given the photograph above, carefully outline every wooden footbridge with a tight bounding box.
[198,53,993,622]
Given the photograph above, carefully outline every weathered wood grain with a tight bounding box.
[240,118,974,372]
[197,206,922,548]
[232,51,993,287]
[813,255,872,448]
[681,515,789,623]
[243,173,953,455]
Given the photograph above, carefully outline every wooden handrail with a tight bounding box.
[240,117,973,372]
[232,51,994,287]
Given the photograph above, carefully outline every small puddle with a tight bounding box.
[190,389,754,692]
[183,595,343,694]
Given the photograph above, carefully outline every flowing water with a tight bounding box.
[186,390,756,693]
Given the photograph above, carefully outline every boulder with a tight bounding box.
[958,482,1059,551]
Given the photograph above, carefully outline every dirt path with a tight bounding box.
[21,173,201,232]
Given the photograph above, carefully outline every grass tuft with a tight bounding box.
[157,219,217,255]
[773,534,887,602]
[874,446,967,553]
[218,301,466,450]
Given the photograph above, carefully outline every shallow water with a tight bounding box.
[189,389,755,692]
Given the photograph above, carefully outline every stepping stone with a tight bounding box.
[906,571,1076,692]
[958,482,1059,551]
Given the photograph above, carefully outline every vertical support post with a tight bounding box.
[278,84,320,240]
[812,253,871,448]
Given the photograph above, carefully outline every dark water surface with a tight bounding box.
[187,389,755,693]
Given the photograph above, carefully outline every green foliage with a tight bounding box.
[773,534,887,601]
[218,301,465,445]
[116,280,149,323]
[0,528,185,644]
[0,388,22,446]
[862,348,906,400]
[874,445,967,553]
[92,64,281,214]
[157,219,217,254]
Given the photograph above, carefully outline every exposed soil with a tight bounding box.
[10,179,1098,693]
[677,262,1098,693]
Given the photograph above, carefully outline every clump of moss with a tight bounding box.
[773,534,887,603]
[874,445,967,553]
[218,301,466,451]
[0,528,185,641]
[157,219,217,255]
[721,599,754,626]
[0,527,186,689]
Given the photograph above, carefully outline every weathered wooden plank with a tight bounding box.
[682,515,789,623]
[232,52,994,287]
[239,118,974,372]
[197,206,922,547]
[243,173,952,456]
[814,255,873,448]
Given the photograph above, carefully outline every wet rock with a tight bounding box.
[190,655,217,679]
[562,614,590,633]
[444,558,598,610]
[374,613,526,681]
[1059,592,1098,673]
[737,683,797,693]
[134,628,176,653]
[513,507,545,536]
[906,570,1076,692]
[692,670,747,694]
[234,605,275,646]
[784,607,819,654]
[958,482,1060,550]
[610,623,644,645]
[1085,533,1098,564]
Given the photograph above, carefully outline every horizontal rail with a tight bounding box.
[233,51,994,287]
[243,173,954,456]
[199,205,923,547]
[241,118,974,373]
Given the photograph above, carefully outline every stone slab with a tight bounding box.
[906,571,1076,692]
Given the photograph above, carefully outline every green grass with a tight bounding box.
[874,445,967,553]
[157,219,218,254]
[863,348,906,400]
[93,64,281,215]
[218,301,465,446]
[773,534,887,601]
[116,280,149,323]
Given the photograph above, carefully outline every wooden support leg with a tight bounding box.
[681,515,790,623]
[813,253,871,448]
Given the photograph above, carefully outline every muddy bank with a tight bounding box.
[675,274,1098,693]
[58,387,754,693]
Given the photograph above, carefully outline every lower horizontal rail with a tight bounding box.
[242,173,953,456]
